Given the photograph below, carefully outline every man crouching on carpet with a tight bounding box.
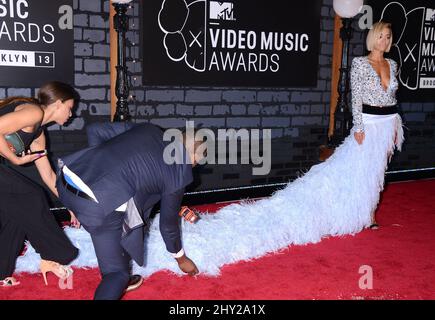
[55,122,201,300]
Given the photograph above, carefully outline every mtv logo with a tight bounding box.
[426,8,435,21]
[209,1,235,21]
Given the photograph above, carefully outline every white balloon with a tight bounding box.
[333,0,364,18]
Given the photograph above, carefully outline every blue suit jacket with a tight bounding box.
[57,122,193,265]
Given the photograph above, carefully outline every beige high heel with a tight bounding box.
[1,277,20,287]
[369,212,379,230]
[40,260,73,286]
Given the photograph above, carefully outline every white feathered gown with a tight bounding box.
[16,114,404,277]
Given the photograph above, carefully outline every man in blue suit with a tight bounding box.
[56,122,200,300]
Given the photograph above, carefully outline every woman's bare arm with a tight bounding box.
[0,104,44,164]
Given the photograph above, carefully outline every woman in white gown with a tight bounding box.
[130,21,404,277]
[17,22,404,278]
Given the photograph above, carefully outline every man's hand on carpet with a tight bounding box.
[176,254,199,276]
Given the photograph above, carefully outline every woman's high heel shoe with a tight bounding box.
[369,222,379,229]
[369,212,379,230]
[1,277,20,287]
[40,260,73,286]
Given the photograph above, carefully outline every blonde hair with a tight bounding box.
[366,21,393,52]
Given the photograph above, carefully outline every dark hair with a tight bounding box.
[37,81,78,106]
[0,81,78,109]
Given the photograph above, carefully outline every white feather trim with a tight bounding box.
[16,114,404,278]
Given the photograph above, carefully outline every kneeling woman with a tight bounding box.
[0,82,79,287]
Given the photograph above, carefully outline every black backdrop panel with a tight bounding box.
[367,0,435,102]
[141,0,322,87]
[0,0,74,87]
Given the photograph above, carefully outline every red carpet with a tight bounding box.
[1,179,435,300]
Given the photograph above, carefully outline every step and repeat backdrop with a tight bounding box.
[0,0,74,87]
[368,0,435,102]
[141,0,322,87]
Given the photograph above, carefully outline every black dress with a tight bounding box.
[0,102,78,279]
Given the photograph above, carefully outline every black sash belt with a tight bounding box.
[60,172,97,202]
[362,104,398,115]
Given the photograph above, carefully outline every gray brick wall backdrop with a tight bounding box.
[1,0,434,198]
